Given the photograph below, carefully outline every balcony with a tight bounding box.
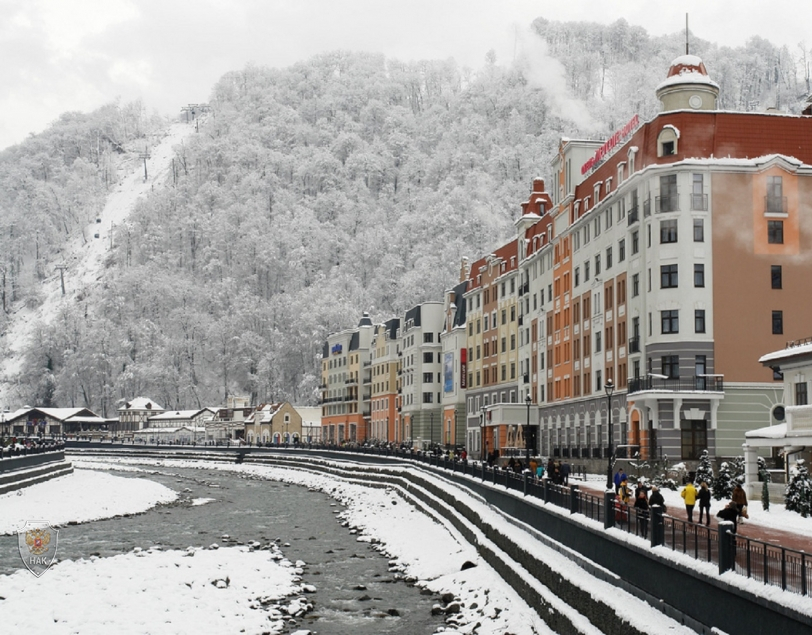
[643,198,651,217]
[627,375,723,394]
[690,193,708,211]
[627,206,639,225]
[655,193,679,213]
[628,336,640,354]
[765,196,788,214]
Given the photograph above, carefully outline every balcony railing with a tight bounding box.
[627,375,724,394]
[628,336,640,354]
[627,206,639,225]
[690,193,708,211]
[765,196,788,214]
[655,193,680,213]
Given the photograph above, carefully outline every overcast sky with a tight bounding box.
[1,0,809,151]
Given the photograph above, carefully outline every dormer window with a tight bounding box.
[605,177,612,195]
[617,162,626,183]
[593,184,601,205]
[657,126,680,157]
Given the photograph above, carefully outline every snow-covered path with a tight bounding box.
[0,121,197,403]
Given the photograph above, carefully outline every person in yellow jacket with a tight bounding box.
[681,481,698,523]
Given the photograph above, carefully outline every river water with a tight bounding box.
[0,465,444,634]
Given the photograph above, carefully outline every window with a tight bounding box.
[510,306,516,321]
[693,218,704,242]
[691,174,706,210]
[595,369,602,393]
[796,382,809,406]
[766,176,784,213]
[662,355,680,379]
[595,331,602,353]
[695,309,706,333]
[618,239,625,262]
[661,310,679,334]
[595,254,601,276]
[510,334,516,350]
[468,323,473,336]
[423,372,433,383]
[423,332,433,343]
[768,220,784,244]
[606,247,613,269]
[632,273,639,297]
[658,174,679,211]
[584,261,590,282]
[771,265,782,289]
[423,352,433,363]
[694,263,705,287]
[632,231,639,254]
[660,219,678,243]
[661,141,675,156]
[501,337,506,353]
[483,315,489,331]
[574,267,580,287]
[422,392,434,403]
[772,310,783,335]
[501,308,507,324]
[661,264,679,288]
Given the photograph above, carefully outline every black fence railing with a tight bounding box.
[733,534,810,595]
[627,375,724,394]
[326,445,811,598]
[655,193,680,213]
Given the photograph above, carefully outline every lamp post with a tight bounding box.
[605,379,615,490]
[524,393,532,466]
[480,407,486,461]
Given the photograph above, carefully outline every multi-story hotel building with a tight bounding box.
[320,313,373,443]
[524,54,812,462]
[370,318,400,442]
[399,302,444,447]
[440,273,469,450]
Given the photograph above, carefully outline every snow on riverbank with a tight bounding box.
[0,545,308,635]
[0,468,177,535]
[74,457,698,635]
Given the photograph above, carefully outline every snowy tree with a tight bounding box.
[785,459,812,517]
[713,461,734,500]
[758,456,771,511]
[694,450,714,488]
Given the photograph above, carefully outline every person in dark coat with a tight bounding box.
[697,481,712,525]
[731,483,748,519]
[560,461,571,485]
[648,485,666,512]
[634,488,650,538]
[717,501,739,533]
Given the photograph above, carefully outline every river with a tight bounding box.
[0,464,445,634]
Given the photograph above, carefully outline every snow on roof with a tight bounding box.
[759,339,812,363]
[147,410,204,421]
[669,54,705,67]
[746,423,788,439]
[656,70,719,92]
[119,397,164,411]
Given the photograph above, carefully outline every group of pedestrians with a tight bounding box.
[681,480,749,533]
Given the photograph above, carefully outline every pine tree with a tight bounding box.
[785,459,812,517]
[713,461,734,500]
[758,456,771,511]
[694,449,714,488]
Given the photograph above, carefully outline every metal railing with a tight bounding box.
[690,193,708,211]
[655,193,680,213]
[627,375,723,394]
[765,196,788,214]
[260,443,812,598]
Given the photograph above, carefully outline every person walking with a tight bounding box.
[618,478,631,505]
[731,483,748,520]
[613,467,625,493]
[560,461,571,485]
[681,480,698,523]
[634,488,650,538]
[697,481,712,526]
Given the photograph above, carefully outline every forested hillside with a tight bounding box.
[3,19,810,414]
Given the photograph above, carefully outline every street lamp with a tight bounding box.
[605,378,615,490]
[480,407,486,461]
[524,393,532,466]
